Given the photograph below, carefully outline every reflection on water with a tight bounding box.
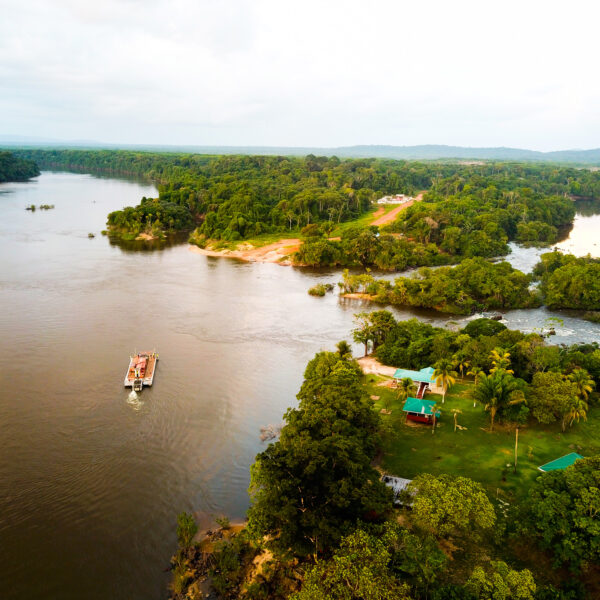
[506,199,600,273]
[109,231,191,253]
[1,173,600,600]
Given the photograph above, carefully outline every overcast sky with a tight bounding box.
[1,0,599,150]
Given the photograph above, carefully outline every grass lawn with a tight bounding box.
[331,204,399,237]
[365,376,600,500]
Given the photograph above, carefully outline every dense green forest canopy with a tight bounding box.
[12,148,435,240]
[11,149,600,249]
[533,251,600,310]
[339,258,540,314]
[0,151,39,182]
[384,168,583,257]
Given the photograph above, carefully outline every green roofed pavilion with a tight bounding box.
[393,366,436,383]
[538,452,584,472]
[402,397,441,417]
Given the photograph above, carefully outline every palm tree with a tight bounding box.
[467,366,483,383]
[568,368,595,400]
[433,359,457,404]
[397,377,417,400]
[564,397,589,430]
[431,402,439,435]
[453,356,470,381]
[471,371,525,432]
[489,348,514,375]
[394,378,417,413]
[451,408,463,432]
[335,340,352,360]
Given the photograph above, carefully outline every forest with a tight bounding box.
[532,251,600,310]
[338,258,540,314]
[169,316,600,599]
[10,149,600,248]
[0,151,39,182]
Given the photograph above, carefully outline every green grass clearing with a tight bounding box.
[365,377,600,501]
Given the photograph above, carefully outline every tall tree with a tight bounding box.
[247,351,391,559]
[568,367,595,400]
[471,371,525,431]
[489,348,514,374]
[520,456,600,570]
[433,358,457,403]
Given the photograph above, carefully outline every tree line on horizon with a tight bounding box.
[10,149,600,248]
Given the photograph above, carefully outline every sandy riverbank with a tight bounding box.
[188,238,302,265]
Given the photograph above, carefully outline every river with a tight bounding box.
[1,172,599,599]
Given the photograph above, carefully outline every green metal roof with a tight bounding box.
[402,397,441,417]
[393,366,436,383]
[538,452,584,472]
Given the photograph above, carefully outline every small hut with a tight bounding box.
[402,397,441,424]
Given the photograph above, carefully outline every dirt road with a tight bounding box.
[371,192,424,226]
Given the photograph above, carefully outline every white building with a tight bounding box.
[376,194,413,205]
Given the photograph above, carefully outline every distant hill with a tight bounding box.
[2,136,600,164]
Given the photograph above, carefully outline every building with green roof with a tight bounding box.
[393,366,442,396]
[538,452,584,472]
[402,397,441,424]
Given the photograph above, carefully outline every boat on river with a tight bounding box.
[124,351,158,391]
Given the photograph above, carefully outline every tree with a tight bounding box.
[527,372,580,431]
[564,396,588,428]
[431,401,440,434]
[451,408,463,432]
[247,352,391,558]
[465,561,536,600]
[520,456,600,570]
[568,367,595,400]
[352,312,375,357]
[489,348,514,374]
[433,358,457,403]
[336,339,353,360]
[408,474,495,540]
[462,318,507,339]
[396,377,417,404]
[176,512,198,549]
[453,355,471,381]
[471,371,525,431]
[368,310,397,351]
[290,528,412,600]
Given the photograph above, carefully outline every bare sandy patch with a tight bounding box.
[189,238,301,265]
[358,356,396,377]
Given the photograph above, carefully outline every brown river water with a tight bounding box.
[1,172,599,599]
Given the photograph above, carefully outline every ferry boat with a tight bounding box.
[124,351,158,391]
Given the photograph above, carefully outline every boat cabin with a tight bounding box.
[402,397,441,424]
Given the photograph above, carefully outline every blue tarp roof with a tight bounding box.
[538,452,584,472]
[402,397,441,416]
[393,366,436,383]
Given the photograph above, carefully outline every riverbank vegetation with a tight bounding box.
[0,151,39,182]
[170,316,600,598]
[12,149,436,241]
[533,251,600,310]
[11,149,600,254]
[339,258,539,314]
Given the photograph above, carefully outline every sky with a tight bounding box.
[1,0,599,150]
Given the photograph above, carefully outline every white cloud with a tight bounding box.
[1,0,599,149]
